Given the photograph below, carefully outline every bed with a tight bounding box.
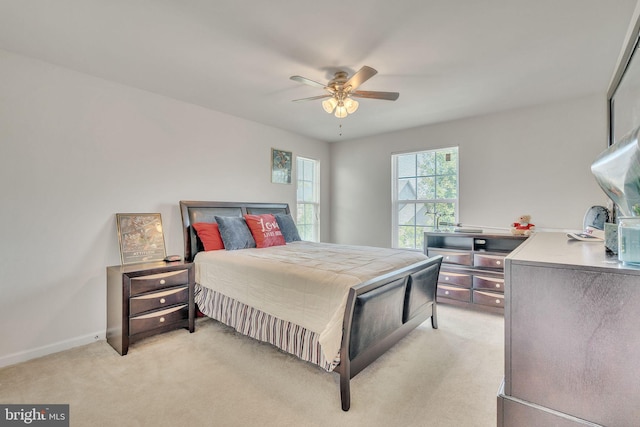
[179,200,443,411]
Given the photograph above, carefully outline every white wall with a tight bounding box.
[0,49,330,366]
[330,94,610,247]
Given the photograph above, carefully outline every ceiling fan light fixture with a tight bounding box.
[291,66,399,119]
[344,98,359,114]
[322,97,338,114]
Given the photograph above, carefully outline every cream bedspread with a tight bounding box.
[195,241,428,362]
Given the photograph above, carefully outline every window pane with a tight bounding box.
[296,204,305,224]
[301,204,313,224]
[416,204,435,227]
[417,176,435,199]
[303,161,314,181]
[417,152,435,176]
[435,202,456,225]
[436,150,457,175]
[436,175,457,199]
[301,181,313,202]
[298,224,310,240]
[398,203,416,226]
[397,155,416,178]
[415,227,427,250]
[398,226,416,249]
[398,178,416,200]
[306,204,315,221]
[298,205,306,224]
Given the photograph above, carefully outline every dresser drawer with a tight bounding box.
[473,290,504,308]
[129,270,189,296]
[438,271,472,288]
[130,286,189,316]
[428,249,473,266]
[473,253,505,269]
[129,304,189,335]
[437,285,471,303]
[473,275,504,292]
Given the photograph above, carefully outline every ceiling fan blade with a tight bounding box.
[290,75,327,89]
[345,66,377,91]
[292,94,332,102]
[351,90,400,101]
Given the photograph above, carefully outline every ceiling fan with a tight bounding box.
[290,66,399,118]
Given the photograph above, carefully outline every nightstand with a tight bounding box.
[106,261,195,355]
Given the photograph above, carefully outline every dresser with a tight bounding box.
[106,261,195,355]
[498,232,640,426]
[424,232,526,313]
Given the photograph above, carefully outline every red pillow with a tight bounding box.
[193,222,225,251]
[243,214,286,248]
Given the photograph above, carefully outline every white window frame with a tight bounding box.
[296,156,320,242]
[391,147,459,250]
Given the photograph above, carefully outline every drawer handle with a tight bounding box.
[444,276,450,281]
[160,298,166,304]
[495,299,501,304]
[496,260,501,266]
[160,279,166,285]
[445,291,450,295]
[495,284,501,288]
[159,317,165,323]
[445,256,450,260]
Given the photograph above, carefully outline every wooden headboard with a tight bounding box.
[179,200,290,262]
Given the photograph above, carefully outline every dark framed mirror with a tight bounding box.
[608,14,640,146]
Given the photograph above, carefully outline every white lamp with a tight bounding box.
[344,98,359,114]
[334,101,348,118]
[322,97,338,114]
[322,94,358,118]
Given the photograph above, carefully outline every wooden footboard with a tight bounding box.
[336,255,443,411]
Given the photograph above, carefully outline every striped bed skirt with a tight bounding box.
[194,284,340,372]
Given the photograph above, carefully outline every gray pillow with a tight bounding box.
[274,213,301,242]
[214,216,256,250]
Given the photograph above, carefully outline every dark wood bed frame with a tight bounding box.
[179,200,443,411]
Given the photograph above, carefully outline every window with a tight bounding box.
[392,147,459,250]
[296,156,320,241]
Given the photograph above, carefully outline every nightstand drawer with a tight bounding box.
[473,290,504,308]
[473,253,505,269]
[473,275,504,292]
[129,304,189,335]
[438,271,472,288]
[428,249,473,266]
[437,285,471,302]
[130,286,189,316]
[130,270,189,296]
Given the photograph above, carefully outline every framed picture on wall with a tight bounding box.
[271,148,292,184]
[116,213,167,264]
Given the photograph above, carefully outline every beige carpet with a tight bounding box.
[0,305,503,427]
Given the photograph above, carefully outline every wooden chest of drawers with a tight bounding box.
[425,232,526,313]
[106,261,195,355]
[499,232,640,426]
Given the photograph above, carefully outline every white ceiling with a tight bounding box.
[0,1,636,142]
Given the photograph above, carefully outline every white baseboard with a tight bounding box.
[0,331,105,368]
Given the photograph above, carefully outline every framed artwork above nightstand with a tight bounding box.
[115,213,167,264]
